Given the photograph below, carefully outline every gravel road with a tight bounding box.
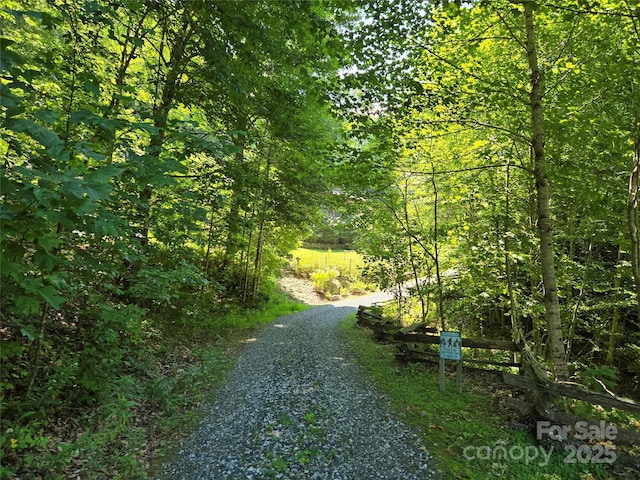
[160,304,437,479]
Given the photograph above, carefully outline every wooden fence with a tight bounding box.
[356,305,521,369]
[356,304,640,464]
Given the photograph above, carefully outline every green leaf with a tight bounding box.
[15,296,40,314]
[0,37,26,72]
[69,110,119,131]
[45,274,67,290]
[95,216,123,236]
[124,1,144,11]
[34,109,60,124]
[0,204,15,220]
[35,209,74,228]
[132,121,159,136]
[39,286,66,309]
[0,341,25,360]
[37,232,60,251]
[0,84,21,109]
[7,119,68,160]
[74,141,107,162]
[65,179,87,199]
[84,182,112,200]
[20,327,38,341]
[85,164,123,182]
[84,78,100,97]
[0,37,16,48]
[33,250,59,271]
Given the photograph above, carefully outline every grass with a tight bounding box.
[339,314,622,480]
[290,247,365,277]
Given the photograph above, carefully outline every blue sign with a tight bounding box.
[440,331,462,361]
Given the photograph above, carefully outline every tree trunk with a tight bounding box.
[250,146,273,302]
[223,123,248,268]
[138,15,192,247]
[403,178,427,321]
[203,203,217,279]
[565,235,593,362]
[627,133,640,322]
[241,211,254,303]
[607,240,624,365]
[527,161,544,356]
[523,2,569,381]
[105,8,149,163]
[431,166,445,331]
[251,217,266,301]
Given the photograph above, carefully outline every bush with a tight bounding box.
[310,268,341,296]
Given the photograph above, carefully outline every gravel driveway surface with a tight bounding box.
[160,304,436,479]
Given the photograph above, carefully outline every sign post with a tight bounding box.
[439,331,462,392]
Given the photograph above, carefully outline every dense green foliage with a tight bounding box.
[2,0,640,477]
[334,0,640,395]
[0,0,348,476]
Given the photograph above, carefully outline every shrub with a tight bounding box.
[310,268,340,294]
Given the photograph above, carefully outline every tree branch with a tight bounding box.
[542,2,640,19]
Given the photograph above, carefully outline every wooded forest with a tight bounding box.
[1,0,639,477]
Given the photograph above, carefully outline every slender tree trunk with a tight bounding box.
[627,133,640,321]
[527,161,543,356]
[241,215,254,303]
[607,240,624,365]
[431,166,445,331]
[143,25,189,239]
[625,62,640,323]
[523,2,569,381]
[566,211,576,307]
[136,14,192,250]
[250,146,273,302]
[203,203,217,279]
[25,303,50,399]
[383,173,441,324]
[505,163,553,401]
[504,162,518,358]
[565,234,593,362]
[223,123,248,268]
[251,217,266,301]
[105,8,149,163]
[403,178,427,321]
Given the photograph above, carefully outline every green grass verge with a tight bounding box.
[339,314,619,480]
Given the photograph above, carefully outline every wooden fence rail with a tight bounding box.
[503,372,640,467]
[355,304,640,458]
[393,331,519,351]
[356,305,520,368]
[503,372,640,415]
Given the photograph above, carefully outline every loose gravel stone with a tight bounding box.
[160,305,437,479]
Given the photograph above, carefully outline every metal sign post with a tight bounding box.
[439,331,462,392]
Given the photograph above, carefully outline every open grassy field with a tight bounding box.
[289,247,365,277]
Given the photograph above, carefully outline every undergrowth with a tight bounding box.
[1,288,309,479]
